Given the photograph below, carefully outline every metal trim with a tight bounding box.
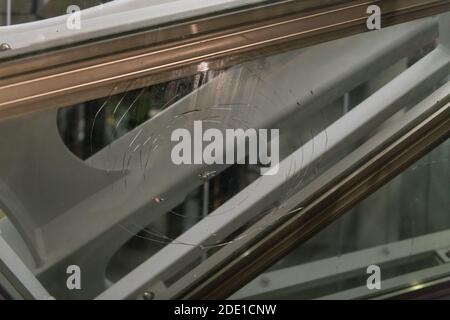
[1,0,449,120]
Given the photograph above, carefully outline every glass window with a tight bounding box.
[233,139,450,300]
[0,10,448,300]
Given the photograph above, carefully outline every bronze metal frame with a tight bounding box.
[0,0,449,120]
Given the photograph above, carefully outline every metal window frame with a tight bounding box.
[0,0,449,120]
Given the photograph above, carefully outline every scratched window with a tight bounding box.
[0,10,449,301]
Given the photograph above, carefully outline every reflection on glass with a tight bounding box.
[233,140,450,300]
